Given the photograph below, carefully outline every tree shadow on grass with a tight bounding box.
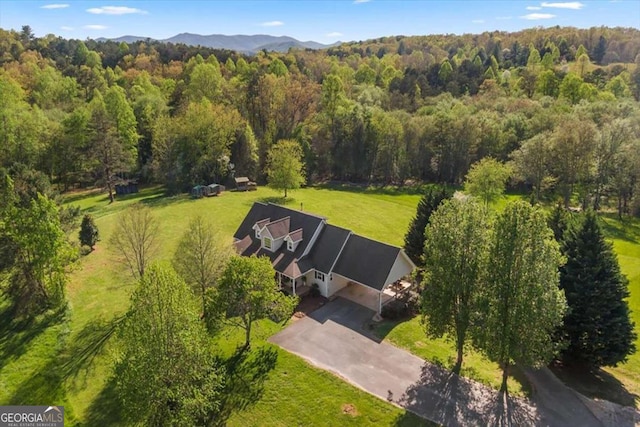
[214,344,279,424]
[83,376,123,427]
[600,214,640,244]
[82,342,279,426]
[7,315,122,411]
[258,196,295,206]
[0,301,67,369]
[550,361,639,408]
[396,362,540,426]
[314,182,448,197]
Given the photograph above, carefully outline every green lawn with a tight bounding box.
[1,184,639,426]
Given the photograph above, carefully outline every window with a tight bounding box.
[263,237,272,249]
[314,271,325,281]
[287,240,293,251]
[255,229,261,238]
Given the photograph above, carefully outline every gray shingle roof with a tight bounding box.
[332,235,401,291]
[265,217,290,239]
[234,203,324,276]
[305,224,351,274]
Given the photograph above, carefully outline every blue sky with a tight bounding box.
[1,1,638,42]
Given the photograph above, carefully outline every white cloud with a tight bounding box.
[60,26,74,31]
[260,20,284,27]
[84,24,108,30]
[541,1,584,9]
[521,13,556,19]
[526,6,542,10]
[86,6,147,15]
[326,32,343,37]
[41,4,69,9]
[472,19,485,23]
[354,0,371,3]
[496,16,512,20]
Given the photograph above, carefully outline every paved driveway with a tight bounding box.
[269,298,550,426]
[270,298,639,426]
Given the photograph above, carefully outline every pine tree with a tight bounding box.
[79,214,99,250]
[560,211,636,367]
[547,202,571,242]
[403,186,451,264]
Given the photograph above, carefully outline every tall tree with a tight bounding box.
[109,204,158,279]
[88,89,138,203]
[0,173,75,314]
[421,198,490,369]
[463,157,511,207]
[266,139,306,198]
[511,133,554,203]
[476,201,566,392]
[210,255,297,348]
[559,212,636,367]
[115,263,223,426]
[173,215,233,316]
[403,186,452,264]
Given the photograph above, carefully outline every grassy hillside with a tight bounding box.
[1,184,639,426]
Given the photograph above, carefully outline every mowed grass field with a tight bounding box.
[0,184,639,426]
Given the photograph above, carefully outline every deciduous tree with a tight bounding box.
[109,204,158,279]
[266,139,306,198]
[115,263,223,425]
[421,198,490,369]
[173,215,233,316]
[463,157,511,207]
[210,255,297,348]
[475,201,566,392]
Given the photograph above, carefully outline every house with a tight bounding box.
[234,177,257,191]
[233,202,416,314]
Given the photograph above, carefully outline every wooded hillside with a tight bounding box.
[1,25,639,214]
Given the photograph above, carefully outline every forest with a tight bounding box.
[1,25,639,215]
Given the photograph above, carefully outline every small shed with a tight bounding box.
[204,184,225,197]
[115,180,139,196]
[191,185,206,199]
[235,177,250,191]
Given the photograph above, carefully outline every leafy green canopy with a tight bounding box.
[266,139,306,198]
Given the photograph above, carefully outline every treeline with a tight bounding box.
[1,25,639,213]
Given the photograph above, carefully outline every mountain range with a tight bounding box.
[96,33,339,54]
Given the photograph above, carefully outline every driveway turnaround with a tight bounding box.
[270,298,636,426]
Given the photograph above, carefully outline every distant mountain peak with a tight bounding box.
[99,33,338,54]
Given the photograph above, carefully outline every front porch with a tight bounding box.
[277,272,310,296]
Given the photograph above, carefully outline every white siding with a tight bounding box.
[305,270,328,297]
[327,273,350,297]
[383,252,414,286]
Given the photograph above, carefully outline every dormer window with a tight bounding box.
[256,229,261,239]
[287,240,293,251]
[263,237,272,249]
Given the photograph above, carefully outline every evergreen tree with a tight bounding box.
[547,202,571,242]
[403,186,452,264]
[560,211,636,367]
[79,214,99,250]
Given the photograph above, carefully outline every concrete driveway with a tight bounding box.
[269,298,549,426]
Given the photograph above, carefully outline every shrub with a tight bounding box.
[79,214,99,250]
